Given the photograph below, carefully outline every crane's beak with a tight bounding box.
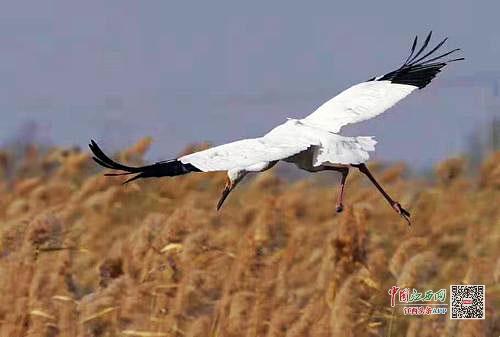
[216,178,233,211]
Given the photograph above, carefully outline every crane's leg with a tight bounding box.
[352,163,411,225]
[322,166,349,213]
[337,167,349,212]
[324,166,349,213]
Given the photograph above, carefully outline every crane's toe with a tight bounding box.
[336,204,344,213]
[392,202,411,226]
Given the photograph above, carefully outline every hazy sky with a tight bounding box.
[1,0,499,169]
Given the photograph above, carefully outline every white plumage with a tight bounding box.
[179,117,379,172]
[303,81,417,133]
[90,31,463,223]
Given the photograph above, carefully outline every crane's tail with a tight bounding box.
[89,140,201,184]
[313,136,377,166]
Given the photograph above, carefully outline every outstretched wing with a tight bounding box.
[302,31,463,133]
[179,119,319,171]
[90,120,320,179]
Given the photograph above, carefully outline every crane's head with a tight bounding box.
[216,169,247,210]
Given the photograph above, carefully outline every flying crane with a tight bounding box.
[90,32,463,225]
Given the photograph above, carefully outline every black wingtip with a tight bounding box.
[89,139,202,185]
[407,31,433,65]
[419,48,461,65]
[375,32,463,89]
[89,139,98,150]
[409,37,449,66]
[412,35,418,49]
[89,140,142,172]
[403,35,419,65]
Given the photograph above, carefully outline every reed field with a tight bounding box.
[0,138,498,337]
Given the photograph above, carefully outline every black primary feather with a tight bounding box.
[89,140,201,184]
[369,32,463,89]
[403,35,419,65]
[406,31,433,65]
[408,37,448,65]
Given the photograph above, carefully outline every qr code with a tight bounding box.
[450,285,485,319]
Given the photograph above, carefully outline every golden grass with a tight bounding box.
[0,141,498,336]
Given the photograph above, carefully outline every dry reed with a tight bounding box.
[0,145,498,337]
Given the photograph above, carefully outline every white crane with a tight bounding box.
[90,32,463,224]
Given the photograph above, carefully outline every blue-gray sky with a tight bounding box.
[1,0,499,169]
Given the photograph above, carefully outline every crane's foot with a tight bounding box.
[392,202,411,226]
[336,203,344,213]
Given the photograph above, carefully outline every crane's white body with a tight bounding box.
[179,81,416,175]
